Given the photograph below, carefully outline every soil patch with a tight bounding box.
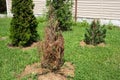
[22,42,40,51]
[80,41,106,47]
[8,42,40,50]
[17,62,75,80]
[0,36,7,41]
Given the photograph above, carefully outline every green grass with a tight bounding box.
[0,18,120,80]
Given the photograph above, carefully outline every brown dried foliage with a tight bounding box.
[41,27,64,71]
[39,3,64,71]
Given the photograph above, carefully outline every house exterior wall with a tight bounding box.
[33,0,46,16]
[6,0,120,25]
[77,0,120,20]
[6,0,46,16]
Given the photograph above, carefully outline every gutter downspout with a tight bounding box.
[6,0,8,16]
[75,0,77,22]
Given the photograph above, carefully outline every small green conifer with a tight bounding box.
[84,19,107,45]
[10,0,39,46]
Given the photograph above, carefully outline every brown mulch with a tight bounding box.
[17,62,75,80]
[80,41,106,47]
[8,41,40,51]
[22,42,40,51]
[0,37,7,41]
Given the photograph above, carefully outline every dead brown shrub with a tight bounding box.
[39,3,64,71]
[40,27,64,71]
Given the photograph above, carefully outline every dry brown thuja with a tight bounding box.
[40,3,64,71]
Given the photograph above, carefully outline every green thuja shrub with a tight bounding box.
[84,19,107,46]
[46,0,73,31]
[10,0,39,47]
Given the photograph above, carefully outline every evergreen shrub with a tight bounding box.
[10,0,39,47]
[46,0,73,31]
[84,19,107,46]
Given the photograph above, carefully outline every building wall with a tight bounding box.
[6,0,46,16]
[33,0,46,16]
[6,0,120,26]
[77,0,120,20]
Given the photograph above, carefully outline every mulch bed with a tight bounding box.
[80,41,106,47]
[8,41,40,51]
[17,62,75,80]
[0,36,7,41]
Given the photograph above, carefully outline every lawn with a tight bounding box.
[0,17,120,80]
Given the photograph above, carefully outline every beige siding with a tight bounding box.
[6,0,120,20]
[6,0,46,16]
[77,0,120,20]
[33,0,46,15]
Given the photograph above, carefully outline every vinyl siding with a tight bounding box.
[77,0,120,20]
[33,0,46,15]
[6,0,120,20]
[6,0,46,16]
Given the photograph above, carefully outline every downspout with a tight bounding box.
[75,0,77,22]
[6,0,8,16]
